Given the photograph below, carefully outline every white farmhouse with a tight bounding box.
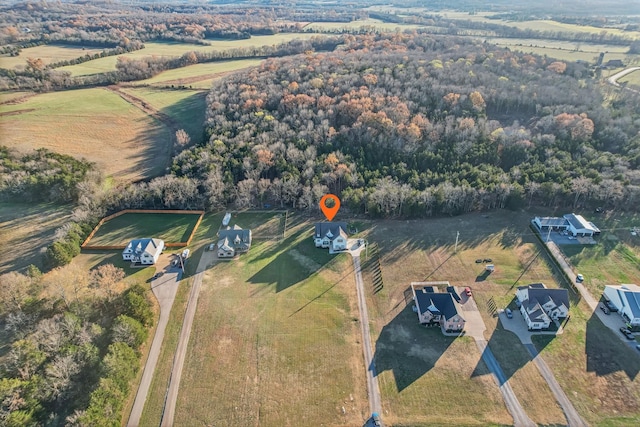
[314,222,348,252]
[516,283,569,330]
[122,238,164,265]
[603,284,640,327]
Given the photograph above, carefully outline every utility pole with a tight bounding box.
[454,231,460,253]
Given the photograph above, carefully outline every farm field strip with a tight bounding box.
[131,59,262,86]
[0,44,104,69]
[618,68,640,88]
[0,88,171,181]
[58,34,318,76]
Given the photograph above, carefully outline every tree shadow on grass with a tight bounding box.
[247,237,334,293]
[372,305,456,392]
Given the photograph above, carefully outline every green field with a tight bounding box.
[562,212,640,297]
[0,88,171,181]
[618,69,640,88]
[87,212,202,247]
[0,202,71,274]
[133,58,262,87]
[59,34,318,76]
[161,215,369,426]
[0,44,104,70]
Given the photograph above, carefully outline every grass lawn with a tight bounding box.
[362,210,568,425]
[132,59,262,86]
[561,212,640,297]
[0,91,34,103]
[362,210,640,425]
[0,44,104,70]
[169,217,368,426]
[0,88,171,181]
[0,202,71,274]
[119,87,208,143]
[618,69,640,89]
[88,212,202,247]
[59,34,318,76]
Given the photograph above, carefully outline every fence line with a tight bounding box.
[81,209,205,250]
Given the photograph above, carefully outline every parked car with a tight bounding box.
[371,413,383,427]
[475,259,483,263]
[464,286,472,297]
[620,327,635,340]
[483,258,492,263]
[181,249,190,259]
[636,344,640,352]
[606,301,619,312]
[505,308,513,318]
[576,274,584,283]
[599,303,610,315]
[208,243,215,251]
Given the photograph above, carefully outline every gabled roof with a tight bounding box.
[315,222,348,240]
[123,238,164,257]
[218,225,251,250]
[563,213,598,232]
[415,291,461,321]
[526,288,569,311]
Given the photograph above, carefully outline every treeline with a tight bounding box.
[0,267,153,426]
[0,35,343,92]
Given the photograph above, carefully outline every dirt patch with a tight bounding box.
[0,108,35,117]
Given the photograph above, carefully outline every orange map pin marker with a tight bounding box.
[320,194,340,221]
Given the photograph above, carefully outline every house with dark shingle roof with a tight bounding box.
[603,284,640,327]
[516,283,569,330]
[314,222,348,252]
[217,225,251,258]
[411,282,465,333]
[122,238,164,265]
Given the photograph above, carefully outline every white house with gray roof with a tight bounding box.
[533,213,600,237]
[217,225,251,258]
[603,284,640,327]
[314,222,348,252]
[122,238,164,265]
[516,283,569,330]
[411,282,465,333]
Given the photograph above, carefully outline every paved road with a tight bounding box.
[606,66,640,88]
[524,343,587,427]
[459,294,535,427]
[127,260,181,427]
[351,253,382,417]
[160,250,216,426]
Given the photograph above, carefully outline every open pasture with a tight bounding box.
[0,202,71,274]
[618,69,640,88]
[86,211,202,247]
[0,43,104,70]
[363,210,640,425]
[59,34,317,76]
[305,19,425,32]
[132,58,262,87]
[0,88,171,181]
[170,218,368,426]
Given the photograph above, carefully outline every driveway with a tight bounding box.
[457,290,535,427]
[127,255,182,427]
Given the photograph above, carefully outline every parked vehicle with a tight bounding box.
[181,249,190,259]
[483,258,492,263]
[505,308,513,318]
[208,243,215,251]
[576,274,584,282]
[620,327,635,340]
[464,286,472,297]
[599,303,610,315]
[605,301,619,312]
[371,412,383,426]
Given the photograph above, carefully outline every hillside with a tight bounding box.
[173,32,640,216]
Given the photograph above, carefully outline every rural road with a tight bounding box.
[460,295,535,427]
[606,66,640,88]
[160,249,216,427]
[127,264,181,427]
[350,245,382,417]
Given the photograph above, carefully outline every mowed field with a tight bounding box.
[168,214,369,426]
[58,34,318,76]
[87,212,202,246]
[0,202,71,274]
[562,212,640,296]
[0,44,104,70]
[618,69,640,89]
[0,88,171,181]
[362,210,640,426]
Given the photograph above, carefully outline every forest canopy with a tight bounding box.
[168,32,640,217]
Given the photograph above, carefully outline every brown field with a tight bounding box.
[0,88,171,181]
[168,215,369,426]
[362,210,640,425]
[0,202,71,274]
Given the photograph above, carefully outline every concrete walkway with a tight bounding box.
[127,256,182,427]
[348,240,382,417]
[458,291,535,427]
[160,249,217,426]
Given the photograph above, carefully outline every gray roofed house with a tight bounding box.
[411,282,465,333]
[217,225,251,258]
[122,238,164,265]
[314,222,348,252]
[516,283,569,330]
[563,213,600,236]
